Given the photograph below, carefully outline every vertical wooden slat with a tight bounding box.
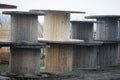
[10,14,41,74]
[97,43,118,66]
[95,18,118,41]
[45,44,73,72]
[44,11,70,41]
[71,21,93,42]
[73,45,97,69]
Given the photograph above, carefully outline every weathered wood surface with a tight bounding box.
[45,44,73,72]
[0,3,17,9]
[10,48,40,74]
[97,43,118,66]
[118,43,120,64]
[30,9,85,14]
[95,18,118,41]
[85,15,120,41]
[44,11,70,41]
[4,12,43,74]
[11,15,38,42]
[73,43,119,69]
[85,15,120,18]
[73,46,97,69]
[38,39,104,46]
[71,21,94,42]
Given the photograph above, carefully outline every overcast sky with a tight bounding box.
[1,0,120,20]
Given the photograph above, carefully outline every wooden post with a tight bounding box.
[85,15,120,41]
[3,11,44,74]
[31,10,85,41]
[0,3,17,9]
[71,20,119,69]
[34,10,85,72]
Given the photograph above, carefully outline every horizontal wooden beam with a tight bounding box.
[85,15,120,19]
[0,3,17,9]
[0,41,48,48]
[3,11,44,15]
[30,9,85,14]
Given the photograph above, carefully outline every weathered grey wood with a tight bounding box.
[71,21,94,42]
[10,48,41,74]
[0,3,17,9]
[30,9,85,14]
[3,11,43,74]
[73,45,97,69]
[11,15,38,42]
[97,43,118,66]
[85,15,120,41]
[73,43,119,69]
[95,18,118,41]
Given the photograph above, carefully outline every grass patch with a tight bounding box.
[40,59,45,67]
[0,63,9,73]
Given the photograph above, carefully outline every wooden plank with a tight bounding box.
[10,48,41,74]
[85,15,120,18]
[6,13,42,74]
[118,43,120,64]
[30,9,85,13]
[45,44,73,72]
[73,45,97,69]
[71,21,94,42]
[0,47,10,63]
[44,11,70,41]
[97,43,118,66]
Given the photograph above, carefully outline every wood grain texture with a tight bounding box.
[97,43,118,66]
[0,47,10,63]
[95,18,118,41]
[73,46,97,69]
[11,15,38,42]
[118,43,120,64]
[0,23,10,62]
[10,14,41,74]
[10,48,40,74]
[44,11,70,41]
[73,43,119,69]
[45,44,73,72]
[71,21,94,42]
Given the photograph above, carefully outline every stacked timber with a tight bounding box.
[31,9,85,72]
[71,21,100,69]
[71,20,119,70]
[3,11,46,75]
[85,15,120,41]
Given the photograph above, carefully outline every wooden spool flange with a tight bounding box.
[3,11,44,74]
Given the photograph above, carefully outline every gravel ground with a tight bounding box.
[42,69,120,80]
